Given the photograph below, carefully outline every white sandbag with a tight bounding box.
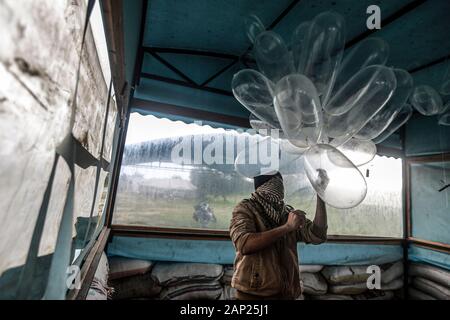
[329,282,367,295]
[152,263,223,286]
[160,281,223,300]
[300,272,328,295]
[109,256,153,280]
[299,264,324,273]
[221,266,234,285]
[110,273,162,300]
[382,278,403,291]
[219,285,237,300]
[412,277,450,300]
[329,278,403,295]
[309,294,353,300]
[321,265,370,285]
[408,287,436,300]
[409,263,450,289]
[382,261,403,284]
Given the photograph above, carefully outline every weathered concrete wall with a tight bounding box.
[0,0,117,275]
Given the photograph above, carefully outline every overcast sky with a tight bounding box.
[125,113,224,145]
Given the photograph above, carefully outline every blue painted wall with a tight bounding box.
[405,114,450,156]
[107,236,403,266]
[409,245,450,271]
[410,162,450,245]
[134,78,249,118]
[123,0,144,84]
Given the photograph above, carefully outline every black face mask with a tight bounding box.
[254,172,283,191]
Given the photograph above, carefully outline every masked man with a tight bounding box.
[229,171,328,300]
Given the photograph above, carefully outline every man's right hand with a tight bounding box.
[285,210,306,232]
[237,210,307,255]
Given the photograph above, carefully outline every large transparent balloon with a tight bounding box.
[249,113,286,139]
[254,31,294,83]
[410,85,444,116]
[373,104,413,144]
[325,65,397,116]
[304,144,367,209]
[440,79,450,96]
[438,110,450,126]
[336,138,377,167]
[231,11,422,210]
[298,11,346,106]
[235,136,278,178]
[232,69,280,128]
[442,101,450,114]
[291,21,311,72]
[274,74,322,148]
[245,14,265,44]
[249,113,275,130]
[279,138,309,155]
[317,131,330,144]
[332,38,389,95]
[279,147,305,175]
[326,65,397,145]
[356,69,413,141]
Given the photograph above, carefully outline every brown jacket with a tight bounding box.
[229,199,327,299]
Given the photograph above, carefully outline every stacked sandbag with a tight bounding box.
[219,284,237,300]
[160,281,224,300]
[109,257,154,280]
[152,263,224,300]
[87,252,112,300]
[381,261,405,300]
[408,262,450,300]
[219,265,237,300]
[107,256,161,300]
[322,265,371,286]
[382,261,404,284]
[408,287,436,300]
[327,278,403,295]
[104,259,410,300]
[300,272,328,295]
[110,272,161,300]
[299,264,324,273]
[301,261,403,300]
[220,265,234,286]
[353,290,395,300]
[309,294,353,300]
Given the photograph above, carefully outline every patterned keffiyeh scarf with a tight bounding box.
[251,176,292,229]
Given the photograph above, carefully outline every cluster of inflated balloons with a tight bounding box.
[410,84,450,125]
[232,12,448,209]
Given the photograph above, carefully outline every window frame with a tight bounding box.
[110,224,404,244]
[404,152,450,253]
[105,106,409,244]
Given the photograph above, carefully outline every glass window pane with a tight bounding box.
[327,156,403,237]
[411,161,450,244]
[113,113,403,237]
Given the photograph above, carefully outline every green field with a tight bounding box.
[114,192,242,230]
[113,191,403,237]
